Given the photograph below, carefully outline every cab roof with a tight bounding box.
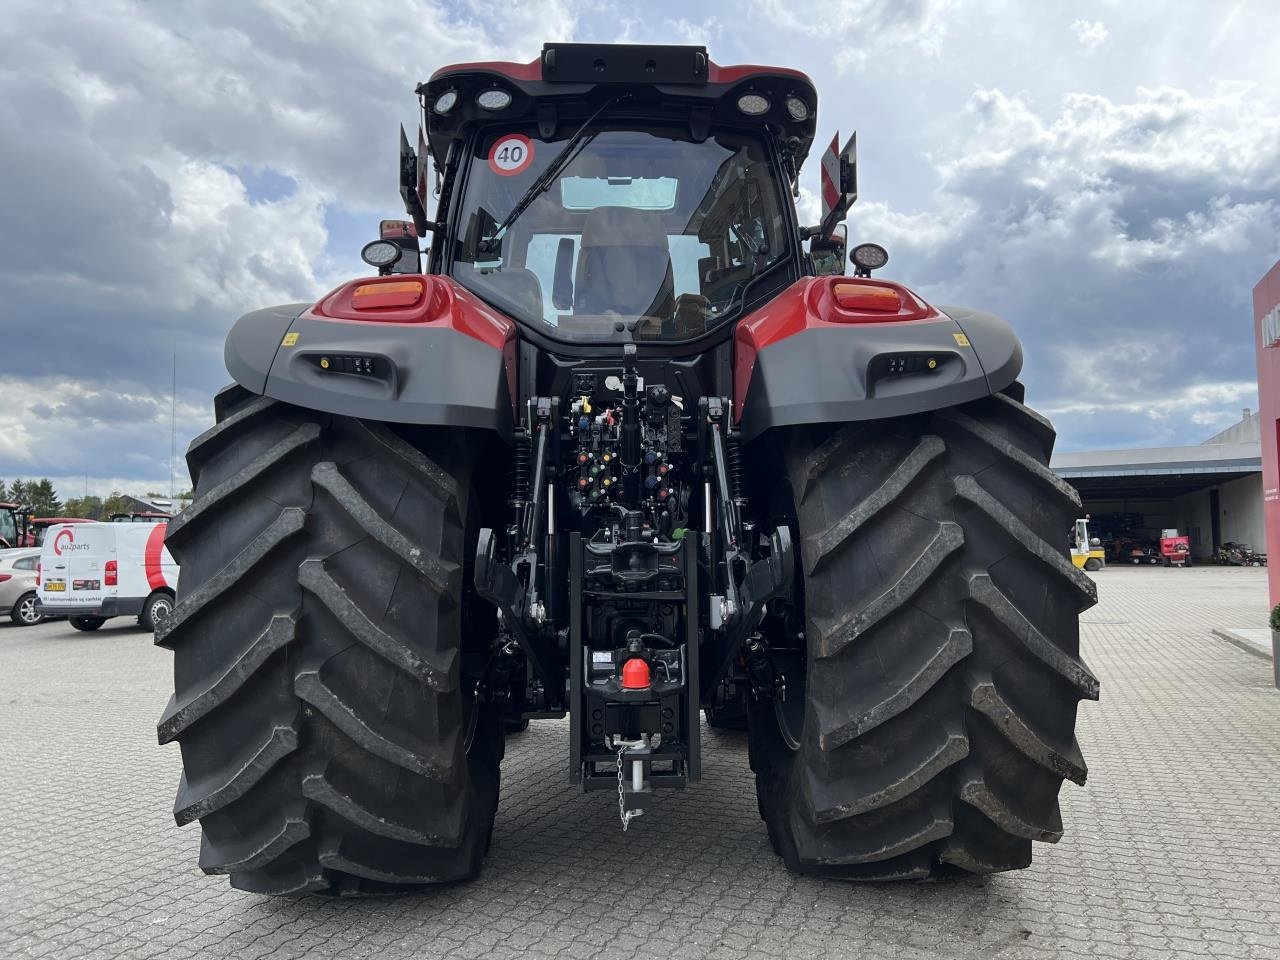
[418,43,818,172]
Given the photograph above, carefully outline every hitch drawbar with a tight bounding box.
[614,738,650,830]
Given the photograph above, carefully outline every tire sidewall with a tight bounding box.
[12,592,42,626]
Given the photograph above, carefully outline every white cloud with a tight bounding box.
[0,375,210,496]
[0,0,580,492]
[752,0,956,71]
[844,79,1280,449]
[3,0,1280,494]
[1071,18,1109,54]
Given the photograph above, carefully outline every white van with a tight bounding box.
[37,521,179,632]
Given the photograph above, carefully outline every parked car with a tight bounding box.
[36,521,178,632]
[1,548,44,625]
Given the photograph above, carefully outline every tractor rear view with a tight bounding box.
[159,43,1097,895]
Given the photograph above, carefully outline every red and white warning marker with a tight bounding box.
[819,132,840,228]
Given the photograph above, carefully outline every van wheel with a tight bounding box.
[11,592,43,626]
[70,617,106,632]
[140,591,175,632]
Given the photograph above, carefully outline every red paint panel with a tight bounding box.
[733,277,940,419]
[430,58,542,83]
[428,57,812,88]
[1253,258,1280,606]
[306,275,517,352]
[707,63,813,85]
[145,524,168,591]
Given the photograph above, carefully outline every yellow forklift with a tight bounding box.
[1071,517,1106,571]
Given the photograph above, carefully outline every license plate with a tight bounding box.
[46,582,65,592]
[73,579,101,591]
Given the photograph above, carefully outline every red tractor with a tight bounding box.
[0,502,34,548]
[1159,530,1191,567]
[159,43,1097,895]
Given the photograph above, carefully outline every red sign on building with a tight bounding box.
[1253,258,1280,605]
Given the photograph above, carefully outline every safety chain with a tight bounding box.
[616,743,643,831]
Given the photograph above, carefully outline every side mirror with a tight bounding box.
[378,219,423,274]
[810,225,846,276]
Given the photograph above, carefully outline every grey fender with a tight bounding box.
[223,309,514,436]
[224,304,311,395]
[737,305,1022,442]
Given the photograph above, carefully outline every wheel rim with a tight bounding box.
[151,597,173,623]
[18,596,39,624]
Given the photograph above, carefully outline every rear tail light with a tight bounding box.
[833,282,902,312]
[351,280,424,310]
[827,279,935,323]
[105,560,118,587]
[35,562,40,587]
[0,574,11,584]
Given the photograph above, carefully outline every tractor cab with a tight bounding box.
[0,502,34,549]
[376,44,856,345]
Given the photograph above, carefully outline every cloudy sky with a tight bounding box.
[2,0,1278,497]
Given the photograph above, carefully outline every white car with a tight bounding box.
[37,521,179,632]
[0,548,44,626]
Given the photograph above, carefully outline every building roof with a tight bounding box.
[1050,407,1262,498]
[1051,441,1261,478]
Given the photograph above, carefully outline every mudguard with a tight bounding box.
[223,276,517,436]
[734,277,1021,442]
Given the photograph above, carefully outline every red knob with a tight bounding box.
[621,658,651,689]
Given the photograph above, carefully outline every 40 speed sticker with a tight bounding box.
[489,134,534,176]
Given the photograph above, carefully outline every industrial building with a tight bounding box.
[1051,409,1264,563]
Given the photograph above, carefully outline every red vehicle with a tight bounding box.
[160,42,1098,895]
[1160,531,1191,567]
[0,502,34,548]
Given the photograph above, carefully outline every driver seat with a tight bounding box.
[574,206,675,319]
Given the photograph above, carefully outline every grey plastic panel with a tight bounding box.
[257,317,513,436]
[738,312,1022,441]
[937,304,1023,397]
[223,304,311,395]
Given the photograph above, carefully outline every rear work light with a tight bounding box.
[350,280,424,310]
[105,560,118,587]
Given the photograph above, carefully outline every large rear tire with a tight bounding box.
[748,387,1098,879]
[158,385,503,896]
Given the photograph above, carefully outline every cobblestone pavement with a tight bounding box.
[2,566,1278,960]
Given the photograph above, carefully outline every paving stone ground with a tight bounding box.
[2,565,1278,959]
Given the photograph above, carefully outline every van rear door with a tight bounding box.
[40,523,113,611]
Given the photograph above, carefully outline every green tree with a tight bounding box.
[25,479,63,516]
[63,496,104,520]
[100,492,135,519]
[0,479,9,502]
[8,479,29,505]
